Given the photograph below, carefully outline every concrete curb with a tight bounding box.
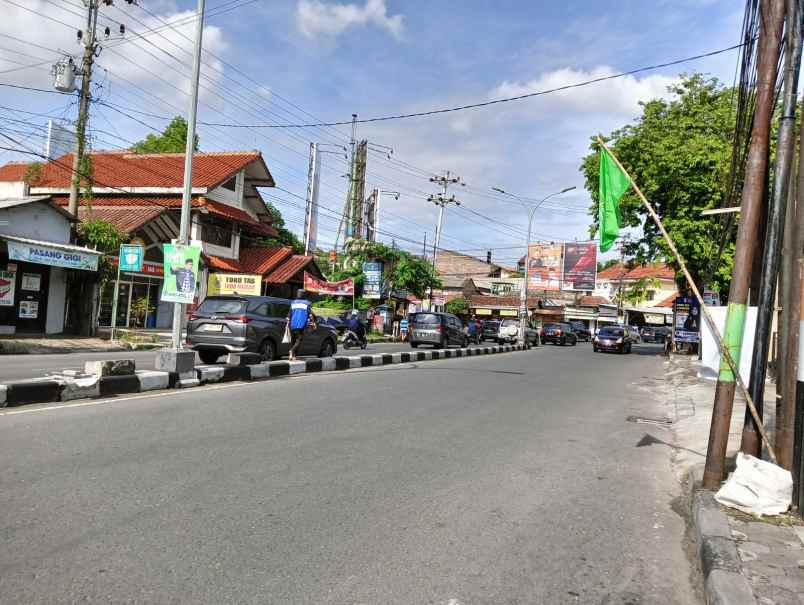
[0,343,531,409]
[685,466,756,605]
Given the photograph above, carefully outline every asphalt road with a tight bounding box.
[0,340,496,382]
[0,342,700,604]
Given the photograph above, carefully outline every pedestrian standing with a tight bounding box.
[287,289,317,361]
[400,316,409,342]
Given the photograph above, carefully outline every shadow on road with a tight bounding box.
[636,432,705,457]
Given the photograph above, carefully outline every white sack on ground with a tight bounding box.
[714,453,792,516]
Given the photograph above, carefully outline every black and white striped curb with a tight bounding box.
[0,344,529,408]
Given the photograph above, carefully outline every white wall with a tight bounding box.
[0,181,27,198]
[45,267,67,334]
[0,201,71,243]
[701,306,757,382]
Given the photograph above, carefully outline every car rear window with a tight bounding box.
[413,313,440,325]
[544,323,560,329]
[500,319,518,327]
[196,298,246,315]
[599,328,624,337]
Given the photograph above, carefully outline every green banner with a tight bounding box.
[161,243,201,304]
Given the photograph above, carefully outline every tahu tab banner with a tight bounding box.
[527,243,563,291]
[161,243,201,304]
[207,273,261,296]
[303,272,354,296]
[562,242,597,291]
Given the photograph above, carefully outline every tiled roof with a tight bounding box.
[625,263,675,280]
[0,161,30,182]
[655,293,677,308]
[239,246,293,274]
[203,199,277,237]
[263,255,314,284]
[207,255,243,272]
[597,263,627,280]
[1,151,266,189]
[579,295,612,307]
[79,206,165,234]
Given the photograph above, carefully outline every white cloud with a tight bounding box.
[491,67,677,118]
[296,0,404,39]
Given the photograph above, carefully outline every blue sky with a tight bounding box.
[0,0,743,266]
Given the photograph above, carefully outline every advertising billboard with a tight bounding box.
[207,273,261,297]
[303,272,354,296]
[362,260,383,299]
[527,243,563,291]
[561,242,597,291]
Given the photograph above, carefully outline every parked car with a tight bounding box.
[481,320,501,342]
[641,325,669,343]
[593,325,637,354]
[186,295,339,364]
[541,322,578,346]
[409,312,468,348]
[497,318,540,345]
[569,321,592,342]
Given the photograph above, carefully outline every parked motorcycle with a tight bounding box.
[341,329,368,349]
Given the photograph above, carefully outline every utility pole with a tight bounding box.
[616,241,627,322]
[703,0,784,490]
[743,0,802,460]
[427,172,462,310]
[170,0,205,351]
[304,142,320,255]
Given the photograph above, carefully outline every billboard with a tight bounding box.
[561,242,597,291]
[303,272,354,296]
[673,296,700,343]
[207,273,261,297]
[362,260,383,299]
[161,243,201,304]
[527,243,563,291]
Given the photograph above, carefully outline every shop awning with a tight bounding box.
[0,234,102,271]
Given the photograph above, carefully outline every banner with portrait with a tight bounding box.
[527,243,563,291]
[561,242,597,291]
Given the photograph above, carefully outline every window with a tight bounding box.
[247,301,269,316]
[201,222,233,247]
[647,290,655,301]
[220,175,237,192]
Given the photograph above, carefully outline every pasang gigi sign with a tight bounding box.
[7,240,99,271]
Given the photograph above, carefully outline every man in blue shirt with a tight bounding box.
[287,289,317,360]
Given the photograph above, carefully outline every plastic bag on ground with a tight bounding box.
[714,453,792,516]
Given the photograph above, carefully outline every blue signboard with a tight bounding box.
[7,240,99,271]
[119,244,144,273]
[362,260,383,299]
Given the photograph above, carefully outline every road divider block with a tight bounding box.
[288,361,306,374]
[60,376,100,401]
[0,384,6,407]
[248,364,269,379]
[391,353,402,364]
[196,366,224,384]
[5,380,62,407]
[321,358,337,372]
[136,371,169,392]
[304,359,323,373]
[360,355,373,367]
[99,374,141,397]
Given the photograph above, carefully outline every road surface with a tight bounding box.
[0,341,495,382]
[0,342,700,604]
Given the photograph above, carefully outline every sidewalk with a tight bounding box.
[663,354,804,605]
[0,329,169,355]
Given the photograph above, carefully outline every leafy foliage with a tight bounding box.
[391,255,441,298]
[131,116,199,154]
[258,200,304,253]
[23,162,43,186]
[597,259,619,272]
[620,277,661,306]
[77,218,127,285]
[446,297,469,315]
[580,74,737,292]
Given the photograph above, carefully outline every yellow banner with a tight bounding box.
[207,273,261,296]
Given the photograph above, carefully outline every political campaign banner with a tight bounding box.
[362,260,383,299]
[303,272,354,296]
[673,296,700,343]
[561,242,597,291]
[161,243,201,304]
[527,243,563,291]
[0,269,15,306]
[207,273,261,297]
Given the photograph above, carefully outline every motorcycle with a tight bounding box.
[341,329,368,349]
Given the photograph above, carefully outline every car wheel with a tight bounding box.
[318,339,335,358]
[259,339,275,362]
[199,350,221,364]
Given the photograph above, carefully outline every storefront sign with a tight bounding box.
[207,273,261,296]
[499,309,518,317]
[475,308,492,316]
[303,272,354,296]
[703,290,721,306]
[19,300,38,319]
[7,240,99,271]
[527,243,563,291]
[119,244,144,273]
[562,242,597,291]
[161,243,201,304]
[362,261,383,299]
[109,257,163,277]
[0,270,15,306]
[21,273,41,291]
[674,296,700,343]
[645,314,666,325]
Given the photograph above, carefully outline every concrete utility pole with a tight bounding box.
[170,0,205,351]
[743,0,802,460]
[304,142,320,255]
[67,0,100,218]
[427,172,462,310]
[703,0,785,490]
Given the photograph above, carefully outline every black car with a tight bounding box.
[641,326,669,343]
[541,322,578,346]
[569,321,592,342]
[481,320,501,342]
[593,325,637,354]
[409,312,468,348]
[187,295,339,363]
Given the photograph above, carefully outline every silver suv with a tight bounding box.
[187,295,338,364]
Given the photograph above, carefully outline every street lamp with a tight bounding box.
[491,185,577,345]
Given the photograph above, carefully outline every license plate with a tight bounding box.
[200,324,223,332]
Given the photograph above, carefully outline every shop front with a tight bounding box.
[98,259,169,329]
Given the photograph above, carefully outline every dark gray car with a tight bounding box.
[409,312,468,348]
[187,295,338,364]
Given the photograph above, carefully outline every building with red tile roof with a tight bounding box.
[595,261,678,310]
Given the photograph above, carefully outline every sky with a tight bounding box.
[0,0,744,267]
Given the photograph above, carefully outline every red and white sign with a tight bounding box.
[303,272,354,296]
[108,256,164,277]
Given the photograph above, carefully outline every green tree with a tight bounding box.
[446,297,469,316]
[131,116,199,154]
[258,201,304,253]
[597,259,619,272]
[391,255,441,298]
[580,74,736,292]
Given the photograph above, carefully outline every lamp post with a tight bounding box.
[491,186,576,345]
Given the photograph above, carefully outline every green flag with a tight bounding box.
[598,147,630,252]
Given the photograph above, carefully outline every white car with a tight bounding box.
[497,319,539,345]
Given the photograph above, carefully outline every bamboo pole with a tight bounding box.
[596,136,777,463]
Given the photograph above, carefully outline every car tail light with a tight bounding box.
[189,314,200,321]
[556,330,562,336]
[226,315,250,323]
[435,324,442,332]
